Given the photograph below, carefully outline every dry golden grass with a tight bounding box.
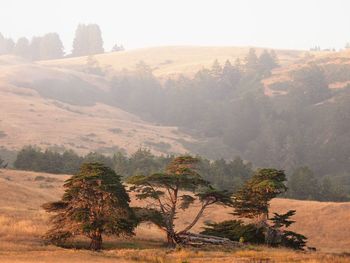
[0,46,334,153]
[0,169,349,262]
[0,65,193,155]
[40,46,308,78]
[262,49,350,96]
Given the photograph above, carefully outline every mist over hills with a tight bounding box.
[2,45,350,200]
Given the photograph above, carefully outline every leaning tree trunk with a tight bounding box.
[166,229,178,247]
[90,233,102,251]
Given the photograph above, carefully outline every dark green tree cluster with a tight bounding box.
[204,168,308,250]
[72,24,104,56]
[43,162,137,250]
[201,220,265,244]
[287,167,348,201]
[13,146,252,195]
[0,33,64,60]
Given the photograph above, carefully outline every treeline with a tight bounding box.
[103,49,350,197]
[12,146,252,193]
[10,146,349,201]
[0,24,123,60]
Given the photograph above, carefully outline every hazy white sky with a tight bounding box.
[1,0,349,52]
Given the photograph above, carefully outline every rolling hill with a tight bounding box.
[0,55,193,155]
[0,46,329,157]
[40,46,314,78]
[0,168,349,253]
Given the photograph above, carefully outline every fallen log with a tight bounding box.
[177,232,241,247]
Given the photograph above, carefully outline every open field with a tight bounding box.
[0,56,193,155]
[40,46,314,78]
[0,169,349,262]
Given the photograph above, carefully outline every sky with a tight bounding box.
[0,0,349,53]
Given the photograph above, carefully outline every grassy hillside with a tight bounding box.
[0,57,193,155]
[263,49,350,96]
[40,46,314,78]
[0,46,337,156]
[0,168,349,255]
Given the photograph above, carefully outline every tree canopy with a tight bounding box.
[127,156,233,246]
[43,162,136,250]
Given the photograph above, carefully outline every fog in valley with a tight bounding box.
[0,1,350,262]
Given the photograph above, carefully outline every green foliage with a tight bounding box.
[201,220,265,244]
[233,169,287,220]
[269,210,307,250]
[128,156,233,246]
[43,162,136,250]
[72,24,104,56]
[287,167,319,200]
[0,155,7,168]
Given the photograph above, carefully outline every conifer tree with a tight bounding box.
[128,156,232,246]
[72,24,104,56]
[43,162,136,250]
[233,168,287,222]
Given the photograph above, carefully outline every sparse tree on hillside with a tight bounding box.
[85,55,104,75]
[127,156,233,246]
[111,43,125,52]
[14,37,31,59]
[43,162,136,250]
[244,48,259,72]
[268,210,307,250]
[258,49,278,73]
[39,33,64,60]
[0,33,14,55]
[233,168,287,222]
[72,24,104,56]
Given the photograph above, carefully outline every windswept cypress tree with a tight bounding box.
[128,156,233,246]
[43,162,136,250]
[233,168,287,222]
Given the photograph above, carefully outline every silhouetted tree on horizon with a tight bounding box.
[72,24,104,57]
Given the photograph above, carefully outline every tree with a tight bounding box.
[258,49,278,73]
[268,210,307,250]
[288,167,319,200]
[39,33,64,60]
[111,43,125,52]
[85,55,104,75]
[210,59,223,78]
[0,33,14,55]
[201,219,265,244]
[43,162,136,250]
[127,156,233,246]
[0,156,7,168]
[72,24,104,56]
[233,168,287,222]
[244,48,259,72]
[14,37,31,59]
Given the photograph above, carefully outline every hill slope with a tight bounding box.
[0,46,319,156]
[0,56,193,155]
[40,46,313,78]
[0,169,349,253]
